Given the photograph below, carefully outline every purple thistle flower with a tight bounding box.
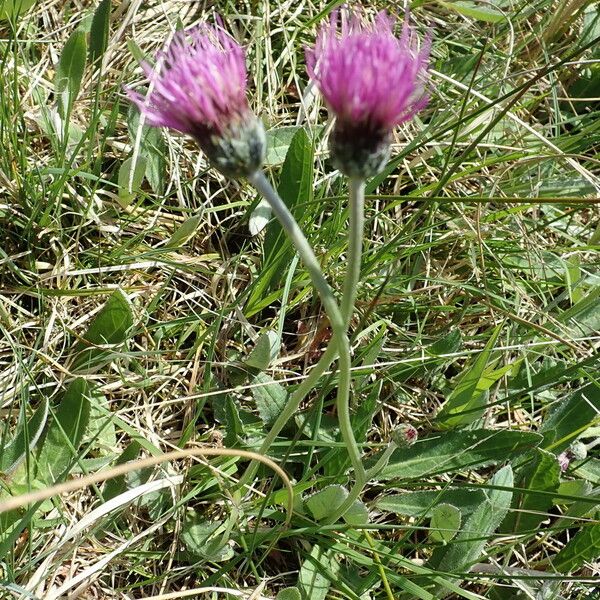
[126,21,265,177]
[306,10,430,178]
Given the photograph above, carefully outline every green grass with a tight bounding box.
[1,0,599,598]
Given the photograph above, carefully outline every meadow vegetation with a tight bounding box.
[0,0,599,598]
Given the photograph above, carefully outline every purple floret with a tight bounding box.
[306,10,430,132]
[126,23,250,137]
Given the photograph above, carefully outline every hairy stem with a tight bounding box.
[240,171,353,486]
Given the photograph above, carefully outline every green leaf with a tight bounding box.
[439,0,504,23]
[553,522,600,573]
[181,515,234,562]
[343,499,369,525]
[249,198,271,235]
[540,382,600,452]
[265,126,300,166]
[305,485,348,521]
[212,391,243,446]
[429,329,462,356]
[298,544,339,600]
[376,488,486,518]
[247,128,313,312]
[85,388,116,451]
[55,31,87,119]
[559,286,600,336]
[244,331,280,371]
[0,0,36,19]
[430,503,461,543]
[89,0,111,66]
[431,466,514,596]
[0,399,48,475]
[166,214,202,247]
[369,429,541,480]
[117,156,146,207]
[502,448,560,533]
[127,106,166,194]
[251,372,288,427]
[36,378,91,484]
[276,588,302,600]
[437,325,502,427]
[71,290,134,372]
[101,441,141,500]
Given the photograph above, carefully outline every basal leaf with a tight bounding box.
[244,331,280,371]
[89,0,111,66]
[276,588,302,600]
[369,429,541,480]
[502,448,560,533]
[553,523,600,573]
[305,485,348,521]
[540,381,600,452]
[431,466,514,597]
[71,290,134,372]
[436,325,502,428]
[0,399,48,475]
[55,31,87,119]
[251,372,288,427]
[36,378,91,484]
[247,128,313,313]
[376,488,486,518]
[430,503,461,543]
[439,1,504,24]
[265,126,300,166]
[298,544,339,600]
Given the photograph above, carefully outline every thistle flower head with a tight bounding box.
[306,10,430,178]
[126,21,265,177]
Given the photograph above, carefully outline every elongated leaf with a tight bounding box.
[559,285,600,336]
[437,326,502,427]
[56,31,87,118]
[0,0,36,19]
[540,382,600,452]
[502,448,560,533]
[431,466,514,597]
[127,106,166,194]
[102,441,141,500]
[244,331,280,371]
[166,214,202,247]
[36,378,91,484]
[553,522,600,573]
[265,126,301,166]
[247,128,313,313]
[249,198,271,235]
[251,372,287,427]
[117,156,146,207]
[0,399,48,475]
[343,499,369,525]
[376,488,486,518]
[439,0,504,23]
[89,0,111,66]
[181,515,233,562]
[298,544,339,600]
[368,429,541,480]
[71,290,134,372]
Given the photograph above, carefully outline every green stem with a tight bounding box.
[248,171,345,334]
[324,178,369,524]
[238,342,338,486]
[240,171,353,487]
[341,179,365,325]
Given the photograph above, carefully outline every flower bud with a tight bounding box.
[391,423,418,448]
